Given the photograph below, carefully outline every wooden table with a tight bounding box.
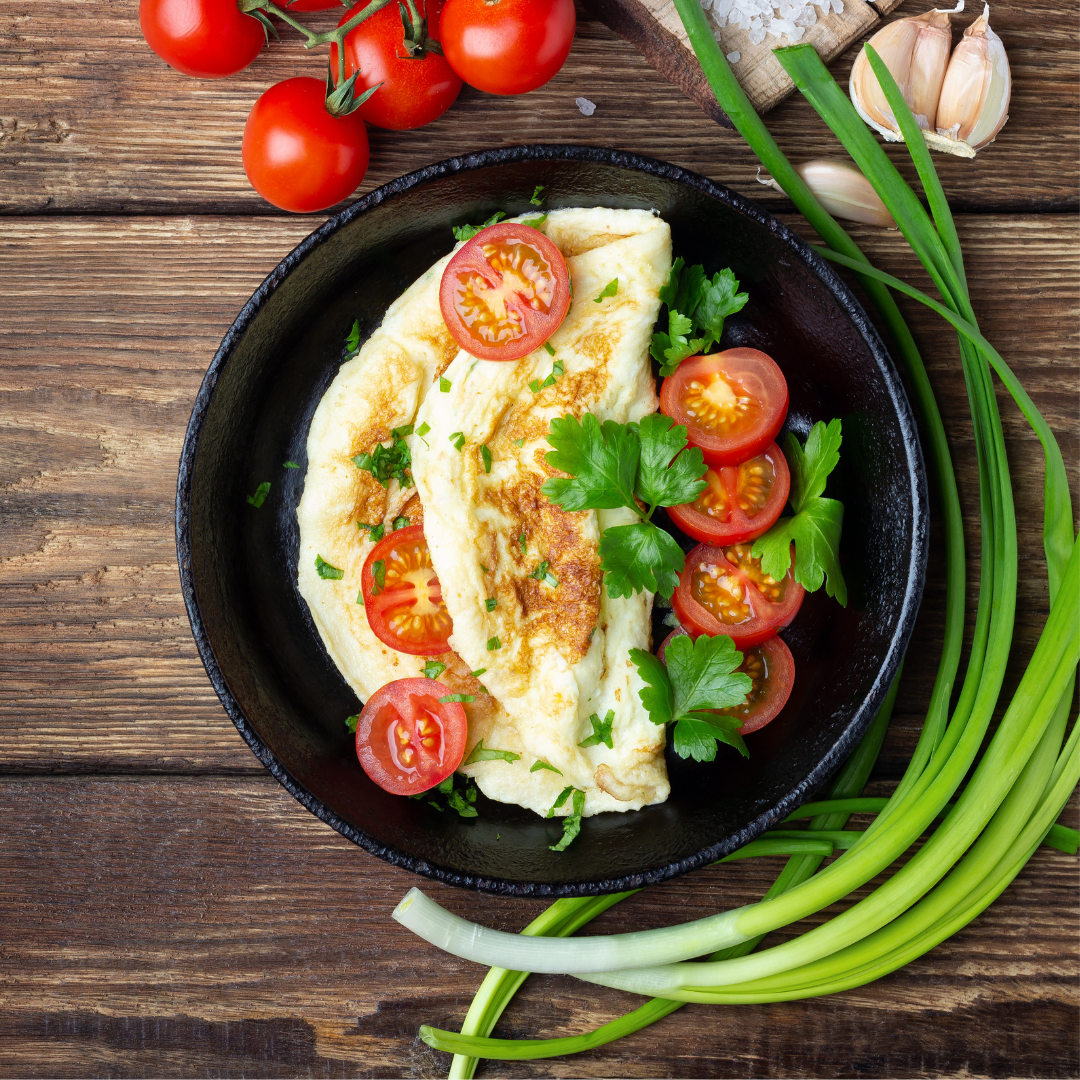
[1,2,1077,1075]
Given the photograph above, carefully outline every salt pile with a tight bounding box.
[702,0,845,46]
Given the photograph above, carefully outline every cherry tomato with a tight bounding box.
[667,442,790,545]
[439,0,575,95]
[439,221,571,360]
[330,0,463,130]
[660,349,789,467]
[242,78,370,213]
[139,0,265,79]
[658,627,794,735]
[361,525,453,655]
[355,677,467,795]
[672,541,805,648]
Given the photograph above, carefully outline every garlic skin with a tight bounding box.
[758,160,897,229]
[935,3,1011,152]
[849,4,962,142]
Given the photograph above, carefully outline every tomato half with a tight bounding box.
[356,678,467,795]
[139,0,265,79]
[330,0,463,130]
[672,542,805,648]
[658,627,794,735]
[667,442,790,545]
[361,524,453,655]
[439,222,571,361]
[242,78,370,214]
[439,0,575,95]
[660,349,789,467]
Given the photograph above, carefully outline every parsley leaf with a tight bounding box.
[345,713,359,733]
[487,636,501,651]
[522,214,548,230]
[599,523,685,599]
[315,554,343,580]
[344,319,361,359]
[480,444,492,473]
[283,461,300,469]
[453,211,506,242]
[392,515,410,531]
[635,414,708,508]
[485,596,497,611]
[529,184,544,206]
[352,427,412,488]
[542,413,640,512]
[651,309,707,377]
[549,788,585,851]
[416,421,430,438]
[528,560,559,588]
[578,709,614,749]
[439,376,451,392]
[246,481,270,508]
[752,419,847,605]
[629,634,751,761]
[449,431,466,451]
[543,341,556,356]
[423,660,446,680]
[696,267,750,344]
[530,759,562,774]
[593,278,618,303]
[358,521,384,542]
[439,693,475,704]
[464,739,520,765]
[370,559,385,593]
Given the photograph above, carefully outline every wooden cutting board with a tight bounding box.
[580,0,907,123]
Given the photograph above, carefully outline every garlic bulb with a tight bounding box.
[849,3,963,142]
[758,160,897,229]
[934,4,1011,152]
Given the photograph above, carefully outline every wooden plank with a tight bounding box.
[0,214,1076,775]
[0,775,1075,1077]
[0,2,1076,214]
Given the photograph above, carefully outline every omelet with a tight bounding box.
[298,207,672,819]
[412,208,673,816]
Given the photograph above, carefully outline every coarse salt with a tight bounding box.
[702,0,843,45]
[575,97,596,117]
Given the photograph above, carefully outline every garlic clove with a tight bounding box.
[935,3,1011,152]
[850,3,962,141]
[757,159,897,229]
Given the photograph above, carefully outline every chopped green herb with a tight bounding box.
[345,318,361,359]
[546,786,575,817]
[568,274,574,299]
[371,559,386,595]
[358,521,385,543]
[416,421,430,438]
[485,596,497,612]
[528,560,559,588]
[446,788,478,817]
[513,437,526,448]
[449,431,466,451]
[351,427,412,488]
[391,515,410,531]
[356,589,364,606]
[521,214,548,230]
[246,481,270,508]
[529,184,544,206]
[464,739,520,765]
[283,461,300,469]
[424,660,446,680]
[593,278,619,303]
[531,759,562,774]
[345,713,359,733]
[481,444,493,473]
[439,693,476,704]
[578,709,615,749]
[518,533,527,555]
[439,376,452,392]
[480,564,490,573]
[487,636,501,651]
[315,554,343,580]
[543,341,556,356]
[469,668,487,678]
[528,378,541,394]
[547,788,585,851]
[531,358,564,394]
[452,211,507,242]
[392,423,414,439]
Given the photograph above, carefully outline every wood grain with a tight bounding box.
[0,1,1076,215]
[1,214,1075,776]
[0,776,1075,1078]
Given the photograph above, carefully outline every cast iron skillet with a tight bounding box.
[176,145,927,897]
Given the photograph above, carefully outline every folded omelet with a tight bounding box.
[298,207,672,819]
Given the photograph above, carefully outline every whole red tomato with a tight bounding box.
[242,78,370,213]
[439,0,575,95]
[139,0,266,78]
[329,0,463,130]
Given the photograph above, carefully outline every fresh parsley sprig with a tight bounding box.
[452,212,506,243]
[752,419,847,606]
[541,412,707,599]
[352,424,413,488]
[629,634,751,762]
[650,258,749,376]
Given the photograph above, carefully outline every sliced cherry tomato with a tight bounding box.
[660,349,789,467]
[658,627,794,735]
[242,78,370,214]
[356,677,467,795]
[672,541,805,648]
[361,524,453,655]
[139,0,265,79]
[439,221,571,361]
[667,441,790,545]
[439,0,575,95]
[330,0,463,130]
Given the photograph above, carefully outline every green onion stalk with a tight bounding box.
[403,9,1078,1069]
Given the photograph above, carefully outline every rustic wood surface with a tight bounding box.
[0,0,1077,1075]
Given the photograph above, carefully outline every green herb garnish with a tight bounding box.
[423,660,446,680]
[371,559,385,594]
[345,713,359,733]
[593,278,619,303]
[344,319,361,359]
[487,637,501,651]
[464,739,520,765]
[392,515,410,531]
[283,461,300,469]
[549,788,586,851]
[351,426,412,488]
[439,693,475,704]
[481,444,493,473]
[528,560,559,588]
[543,341,556,356]
[453,211,506,242]
[315,554,343,580]
[529,185,544,206]
[485,597,497,612]
[578,709,615,749]
[246,481,270,508]
[531,759,562,774]
[439,376,452,392]
[358,521,385,542]
[450,431,466,451]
